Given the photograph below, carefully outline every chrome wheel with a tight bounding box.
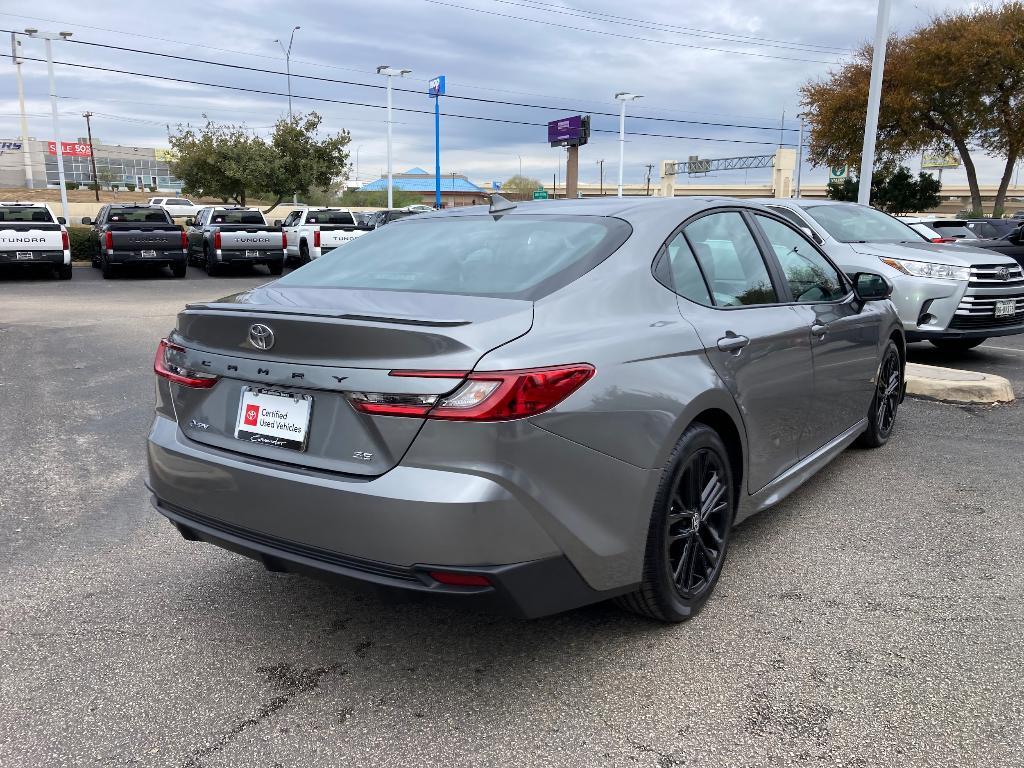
[875,347,901,436]
[665,448,731,598]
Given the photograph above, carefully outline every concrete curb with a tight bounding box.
[905,362,1014,405]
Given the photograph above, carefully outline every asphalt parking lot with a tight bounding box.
[1,264,1022,767]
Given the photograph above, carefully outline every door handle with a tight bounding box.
[810,322,828,339]
[717,332,750,353]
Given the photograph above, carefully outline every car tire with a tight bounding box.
[299,241,310,265]
[204,247,221,277]
[268,262,284,276]
[57,264,73,280]
[929,338,985,353]
[100,255,114,279]
[856,340,902,449]
[171,263,187,278]
[615,423,736,623]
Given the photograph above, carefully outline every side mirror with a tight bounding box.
[185,218,195,227]
[274,219,282,227]
[57,216,66,225]
[852,272,892,302]
[80,216,92,226]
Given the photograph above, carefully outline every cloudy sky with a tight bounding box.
[0,0,1004,189]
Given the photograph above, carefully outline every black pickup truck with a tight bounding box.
[84,205,187,279]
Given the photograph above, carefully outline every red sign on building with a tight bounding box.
[47,141,92,157]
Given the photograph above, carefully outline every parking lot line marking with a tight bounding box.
[983,345,1024,354]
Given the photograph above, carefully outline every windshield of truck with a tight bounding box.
[306,210,355,225]
[0,206,55,223]
[211,210,267,225]
[803,204,920,243]
[107,208,172,223]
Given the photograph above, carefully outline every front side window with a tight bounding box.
[282,212,300,227]
[277,214,631,300]
[755,215,848,303]
[683,212,778,306]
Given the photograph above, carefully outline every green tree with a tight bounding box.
[801,2,1024,216]
[260,113,350,212]
[501,175,543,196]
[826,166,942,214]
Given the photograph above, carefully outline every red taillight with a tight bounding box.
[313,230,320,248]
[213,231,222,250]
[282,231,288,249]
[180,230,188,250]
[428,571,492,587]
[930,237,955,243]
[347,364,595,421]
[154,339,218,389]
[61,230,70,250]
[104,231,113,250]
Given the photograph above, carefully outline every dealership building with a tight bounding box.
[0,137,183,192]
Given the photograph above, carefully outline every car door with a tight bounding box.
[282,211,301,257]
[187,208,207,256]
[750,214,881,456]
[664,209,816,493]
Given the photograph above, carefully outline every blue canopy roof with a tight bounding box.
[358,168,483,193]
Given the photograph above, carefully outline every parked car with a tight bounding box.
[367,208,419,229]
[185,207,285,276]
[148,197,201,218]
[84,204,186,279]
[279,207,371,265]
[0,202,71,279]
[148,197,904,622]
[954,221,1024,269]
[898,217,977,242]
[965,218,1020,240]
[760,200,1024,352]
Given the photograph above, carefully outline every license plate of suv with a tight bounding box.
[141,250,157,258]
[995,299,1016,318]
[245,250,259,258]
[235,388,312,451]
[15,251,32,260]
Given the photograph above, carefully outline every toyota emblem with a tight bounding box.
[996,266,1011,281]
[248,323,275,350]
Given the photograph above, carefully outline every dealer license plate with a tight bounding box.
[16,251,32,260]
[245,250,259,258]
[141,250,157,258]
[235,388,313,452]
[994,299,1016,318]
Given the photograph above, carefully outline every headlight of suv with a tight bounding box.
[878,257,971,281]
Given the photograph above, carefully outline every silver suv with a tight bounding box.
[761,200,1024,352]
[148,198,903,622]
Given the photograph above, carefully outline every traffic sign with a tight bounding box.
[829,164,850,181]
[533,188,549,200]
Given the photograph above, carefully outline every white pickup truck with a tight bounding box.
[279,207,371,265]
[0,202,72,279]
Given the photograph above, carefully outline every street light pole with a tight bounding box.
[10,34,34,190]
[26,28,73,221]
[275,26,300,205]
[377,66,411,209]
[614,92,642,198]
[795,118,805,199]
[596,159,604,196]
[83,112,100,202]
[857,0,891,207]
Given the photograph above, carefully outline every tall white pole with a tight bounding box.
[617,99,626,198]
[386,74,393,209]
[857,0,891,207]
[44,38,69,221]
[795,119,805,198]
[12,34,34,189]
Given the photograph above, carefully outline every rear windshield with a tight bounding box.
[929,222,975,238]
[107,208,172,223]
[0,206,54,223]
[306,210,355,225]
[276,214,632,300]
[211,209,266,225]
[804,204,919,243]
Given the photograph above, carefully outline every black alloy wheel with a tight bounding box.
[617,423,736,622]
[857,340,901,448]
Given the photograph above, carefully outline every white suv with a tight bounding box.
[149,197,200,218]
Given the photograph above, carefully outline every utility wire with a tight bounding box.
[13,55,796,147]
[5,28,799,134]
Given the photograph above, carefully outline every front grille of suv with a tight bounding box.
[952,264,1024,329]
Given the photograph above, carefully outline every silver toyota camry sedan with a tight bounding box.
[147,197,904,622]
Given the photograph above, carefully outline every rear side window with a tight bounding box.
[755,215,847,303]
[657,232,712,305]
[684,212,778,306]
[0,207,54,223]
[277,214,632,300]
[168,198,191,206]
[106,208,171,223]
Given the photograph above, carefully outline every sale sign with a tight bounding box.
[48,141,92,157]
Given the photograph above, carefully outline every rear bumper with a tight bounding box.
[107,250,185,266]
[218,250,285,265]
[0,251,66,266]
[152,496,627,618]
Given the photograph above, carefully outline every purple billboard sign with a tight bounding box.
[548,115,583,145]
